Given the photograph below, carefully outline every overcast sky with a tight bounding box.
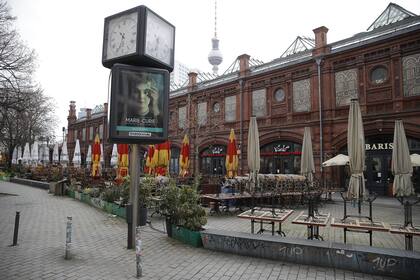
[9,0,420,139]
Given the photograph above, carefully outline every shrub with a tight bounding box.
[101,186,121,203]
[159,180,207,231]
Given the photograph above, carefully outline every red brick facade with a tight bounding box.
[168,19,420,195]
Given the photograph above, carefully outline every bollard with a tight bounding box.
[135,226,142,278]
[65,216,72,260]
[126,204,133,249]
[12,211,20,246]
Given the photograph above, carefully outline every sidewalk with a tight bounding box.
[0,181,396,280]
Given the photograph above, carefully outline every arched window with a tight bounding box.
[200,145,226,175]
[260,141,302,174]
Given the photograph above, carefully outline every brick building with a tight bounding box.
[66,101,113,166]
[167,3,420,195]
[65,3,420,195]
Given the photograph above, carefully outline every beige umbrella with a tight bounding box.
[392,120,414,197]
[347,99,367,200]
[300,127,315,182]
[11,147,17,164]
[61,140,69,166]
[22,143,31,164]
[31,141,39,166]
[73,139,81,167]
[247,116,260,192]
[110,144,118,168]
[17,146,22,163]
[86,145,92,168]
[40,144,49,164]
[53,143,59,163]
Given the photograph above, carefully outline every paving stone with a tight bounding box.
[0,182,404,280]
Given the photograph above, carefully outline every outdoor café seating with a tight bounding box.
[202,174,308,212]
[330,192,388,246]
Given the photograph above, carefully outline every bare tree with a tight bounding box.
[0,0,35,92]
[0,0,55,167]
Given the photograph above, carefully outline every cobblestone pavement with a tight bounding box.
[0,181,400,280]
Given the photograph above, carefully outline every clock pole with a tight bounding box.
[129,144,140,249]
[103,6,174,277]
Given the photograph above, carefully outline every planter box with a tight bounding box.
[49,179,67,196]
[0,176,9,181]
[90,197,103,209]
[10,177,49,189]
[171,225,203,247]
[74,191,82,201]
[81,193,91,204]
[113,205,126,219]
[103,201,114,214]
[67,190,75,199]
[111,203,120,215]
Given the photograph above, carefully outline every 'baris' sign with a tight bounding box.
[365,142,393,151]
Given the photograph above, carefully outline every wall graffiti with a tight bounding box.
[371,256,397,272]
[201,231,416,279]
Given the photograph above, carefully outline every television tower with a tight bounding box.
[208,0,223,75]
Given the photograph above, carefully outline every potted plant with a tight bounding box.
[101,186,121,213]
[159,180,181,237]
[159,180,207,246]
[48,166,65,195]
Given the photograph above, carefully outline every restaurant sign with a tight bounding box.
[273,144,290,152]
[365,142,393,151]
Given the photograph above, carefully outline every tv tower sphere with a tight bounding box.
[208,37,223,74]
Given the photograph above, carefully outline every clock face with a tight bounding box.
[274,88,285,102]
[145,10,174,66]
[106,12,138,60]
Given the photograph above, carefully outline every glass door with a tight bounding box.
[365,154,392,195]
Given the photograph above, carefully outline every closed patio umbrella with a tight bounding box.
[156,141,170,176]
[61,140,69,166]
[73,139,81,167]
[145,145,156,175]
[347,99,367,200]
[392,120,414,197]
[91,134,101,178]
[300,127,315,182]
[247,117,260,192]
[117,144,129,178]
[17,146,22,163]
[11,146,17,164]
[86,145,92,168]
[52,143,59,164]
[100,143,104,167]
[225,129,239,179]
[110,144,118,167]
[22,143,31,164]
[179,135,190,177]
[322,154,349,167]
[31,141,39,166]
[40,144,49,164]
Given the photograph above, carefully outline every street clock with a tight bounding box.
[102,5,175,71]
